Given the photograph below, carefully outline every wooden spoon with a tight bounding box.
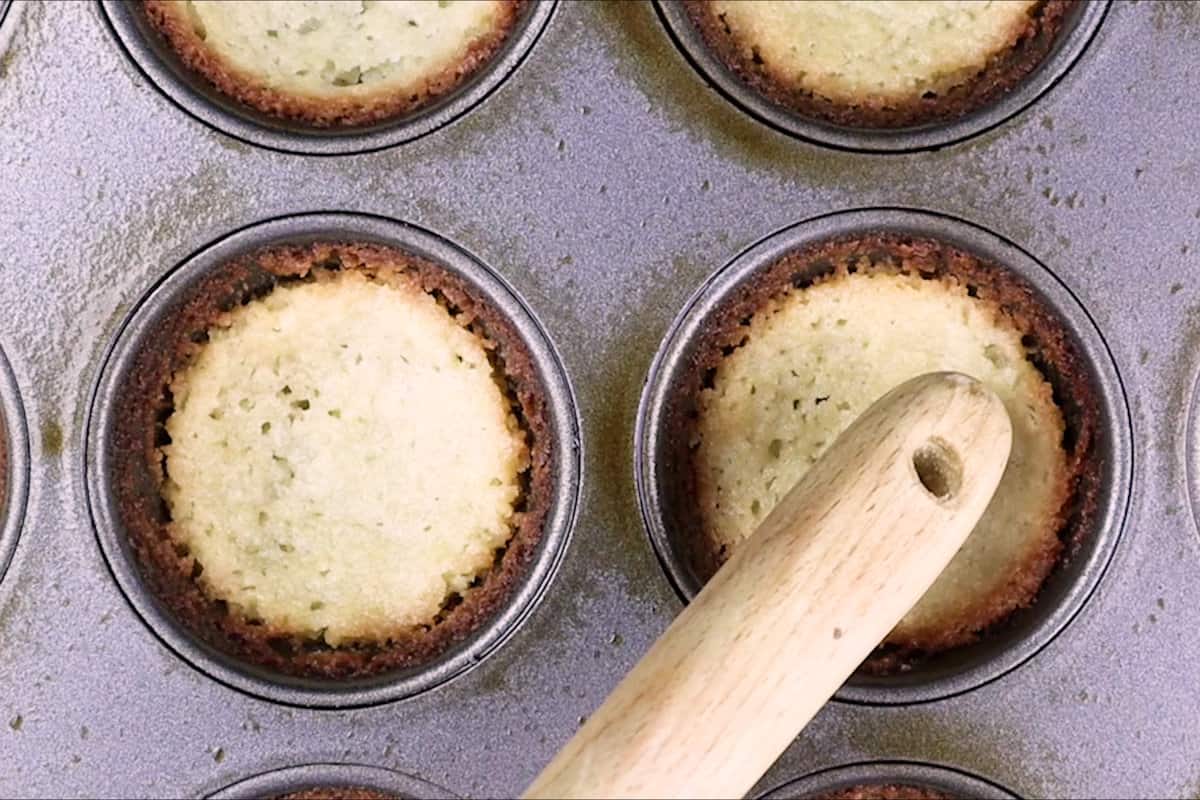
[524,371,1013,800]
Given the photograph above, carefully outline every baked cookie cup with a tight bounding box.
[143,0,524,127]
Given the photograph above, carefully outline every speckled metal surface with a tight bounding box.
[0,1,1197,798]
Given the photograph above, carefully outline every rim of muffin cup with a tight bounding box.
[84,212,581,708]
[99,1,556,156]
[1185,372,1200,543]
[0,0,22,56]
[207,763,455,800]
[0,344,29,589]
[758,760,1019,800]
[653,0,1109,153]
[635,207,1131,705]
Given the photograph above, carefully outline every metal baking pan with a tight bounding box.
[1,0,1198,797]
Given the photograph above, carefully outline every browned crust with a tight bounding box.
[142,0,524,128]
[276,788,395,800]
[684,0,1073,129]
[817,785,954,800]
[110,242,555,681]
[664,233,1101,670]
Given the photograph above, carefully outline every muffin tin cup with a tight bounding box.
[0,343,29,587]
[208,763,455,800]
[84,211,581,708]
[758,760,1019,800]
[654,0,1109,153]
[99,0,557,156]
[636,207,1132,705]
[1186,373,1200,541]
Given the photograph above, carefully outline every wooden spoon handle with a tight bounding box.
[523,372,1013,800]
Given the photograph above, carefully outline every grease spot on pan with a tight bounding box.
[40,419,63,457]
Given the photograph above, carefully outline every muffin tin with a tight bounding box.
[1,1,1198,797]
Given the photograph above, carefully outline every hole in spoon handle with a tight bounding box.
[912,437,963,501]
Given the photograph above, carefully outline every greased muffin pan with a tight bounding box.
[1,1,1198,798]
